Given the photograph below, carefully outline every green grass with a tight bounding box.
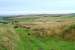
[14,28,75,50]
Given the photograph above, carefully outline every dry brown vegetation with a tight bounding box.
[0,26,20,50]
[28,20,75,41]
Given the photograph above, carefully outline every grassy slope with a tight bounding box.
[15,28,75,50]
[0,16,75,50]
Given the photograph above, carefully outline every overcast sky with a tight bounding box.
[0,0,75,15]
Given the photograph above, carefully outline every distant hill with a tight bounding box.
[14,13,75,18]
[0,13,75,18]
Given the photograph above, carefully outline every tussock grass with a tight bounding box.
[60,24,75,41]
[0,25,20,50]
[30,20,75,41]
[31,20,74,36]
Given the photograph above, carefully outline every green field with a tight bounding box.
[0,15,75,50]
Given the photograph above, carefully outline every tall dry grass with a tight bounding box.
[60,23,75,41]
[0,26,20,50]
[31,20,75,40]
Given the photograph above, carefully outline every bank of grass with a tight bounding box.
[0,23,75,50]
[14,28,75,50]
[0,16,75,50]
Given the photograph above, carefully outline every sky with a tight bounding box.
[0,0,75,15]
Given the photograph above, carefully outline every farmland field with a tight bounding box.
[0,15,75,50]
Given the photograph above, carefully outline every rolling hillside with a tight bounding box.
[0,14,75,50]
